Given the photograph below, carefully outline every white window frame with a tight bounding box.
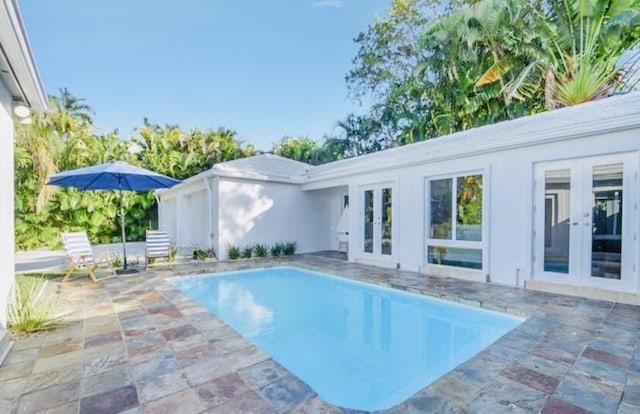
[424,169,488,273]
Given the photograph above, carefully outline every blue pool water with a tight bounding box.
[169,267,522,411]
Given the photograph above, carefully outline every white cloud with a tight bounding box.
[312,0,344,8]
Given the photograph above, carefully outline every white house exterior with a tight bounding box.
[157,155,346,257]
[160,93,640,303]
[0,0,48,360]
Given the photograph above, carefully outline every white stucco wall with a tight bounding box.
[308,127,640,290]
[210,179,219,255]
[186,190,209,249]
[304,186,346,251]
[0,81,14,328]
[216,178,338,258]
[156,95,639,295]
[159,197,177,243]
[159,179,208,250]
[159,178,220,255]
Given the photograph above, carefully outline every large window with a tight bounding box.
[426,173,484,270]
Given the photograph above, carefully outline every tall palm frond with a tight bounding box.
[476,0,640,109]
[58,87,94,124]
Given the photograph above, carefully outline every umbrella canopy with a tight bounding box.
[47,160,181,191]
[47,161,182,272]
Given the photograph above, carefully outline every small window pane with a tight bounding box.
[591,163,623,279]
[430,179,452,240]
[456,175,482,241]
[544,169,570,273]
[381,188,392,255]
[428,246,482,270]
[363,190,373,253]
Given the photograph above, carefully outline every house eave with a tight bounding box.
[156,168,306,197]
[210,169,306,184]
[0,0,47,111]
[304,93,640,184]
[160,93,640,196]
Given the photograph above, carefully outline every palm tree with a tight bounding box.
[15,112,63,212]
[15,89,99,212]
[57,87,94,124]
[477,0,640,109]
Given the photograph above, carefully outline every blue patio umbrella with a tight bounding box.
[47,161,182,272]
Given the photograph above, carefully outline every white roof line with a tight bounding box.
[305,92,640,182]
[159,93,640,195]
[0,0,47,110]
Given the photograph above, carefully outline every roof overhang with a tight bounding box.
[0,0,47,111]
[159,92,640,197]
[303,92,640,185]
[156,168,306,198]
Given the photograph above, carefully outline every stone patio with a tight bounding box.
[1,255,639,413]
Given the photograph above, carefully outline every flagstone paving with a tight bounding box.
[2,255,640,413]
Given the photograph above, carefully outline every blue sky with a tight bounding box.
[19,0,389,150]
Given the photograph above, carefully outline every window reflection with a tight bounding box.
[430,179,452,239]
[364,190,374,253]
[381,188,392,255]
[543,169,571,274]
[591,164,623,279]
[456,175,482,241]
[427,174,484,270]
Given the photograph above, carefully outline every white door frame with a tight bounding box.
[533,153,638,293]
[357,182,397,265]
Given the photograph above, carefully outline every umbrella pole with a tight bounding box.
[119,186,128,269]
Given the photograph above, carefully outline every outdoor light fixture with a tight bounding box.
[13,101,30,118]
[19,117,32,125]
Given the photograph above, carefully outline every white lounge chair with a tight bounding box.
[62,231,115,282]
[145,230,172,269]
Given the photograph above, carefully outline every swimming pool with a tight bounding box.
[169,266,523,411]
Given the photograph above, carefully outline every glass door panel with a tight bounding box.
[381,187,392,255]
[360,184,395,259]
[363,190,374,253]
[590,164,623,280]
[430,179,452,239]
[535,155,636,292]
[456,175,483,241]
[543,169,571,274]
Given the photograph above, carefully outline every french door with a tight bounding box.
[533,154,637,292]
[359,183,395,260]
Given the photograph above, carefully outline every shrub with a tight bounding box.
[241,245,253,259]
[228,245,240,260]
[112,255,123,268]
[194,248,208,260]
[168,245,178,263]
[283,241,297,256]
[270,243,283,257]
[254,243,268,258]
[193,247,216,261]
[9,276,66,334]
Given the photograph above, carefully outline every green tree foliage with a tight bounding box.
[272,136,349,165]
[133,120,255,179]
[15,1,639,249]
[346,0,640,151]
[272,136,323,164]
[15,91,254,249]
[476,0,640,109]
